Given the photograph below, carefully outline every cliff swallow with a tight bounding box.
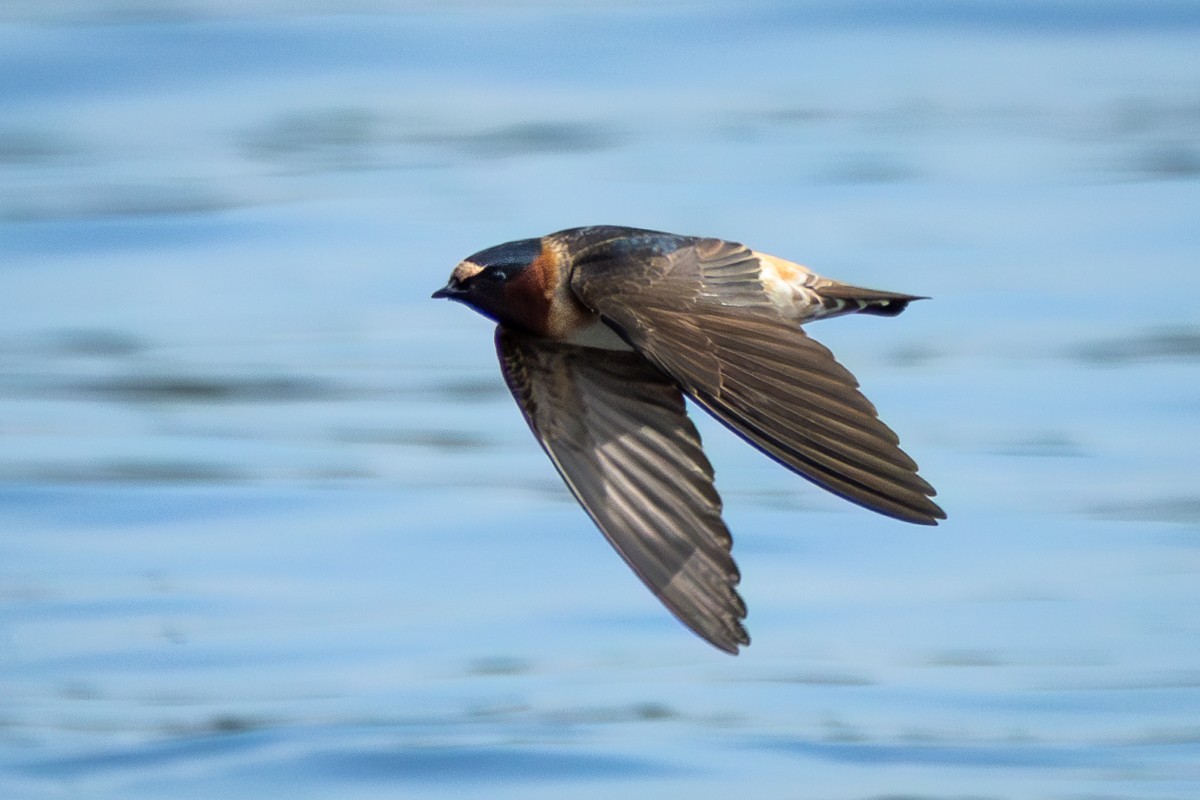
[433,226,944,653]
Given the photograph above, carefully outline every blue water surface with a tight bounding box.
[2,2,1199,798]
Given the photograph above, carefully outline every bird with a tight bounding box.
[432,225,944,653]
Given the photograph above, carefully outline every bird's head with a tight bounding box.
[432,237,548,332]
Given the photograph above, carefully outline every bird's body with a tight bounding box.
[433,226,944,653]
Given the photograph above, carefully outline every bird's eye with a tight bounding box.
[482,267,509,282]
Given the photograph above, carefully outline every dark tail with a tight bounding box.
[817,284,927,318]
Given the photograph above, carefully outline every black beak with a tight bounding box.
[432,282,462,300]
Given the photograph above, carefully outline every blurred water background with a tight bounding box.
[2,1,1200,798]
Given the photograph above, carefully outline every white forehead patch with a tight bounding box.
[451,260,484,282]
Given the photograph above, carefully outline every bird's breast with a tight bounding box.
[527,237,631,350]
[560,317,635,351]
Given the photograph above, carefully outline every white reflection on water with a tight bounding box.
[2,2,1199,798]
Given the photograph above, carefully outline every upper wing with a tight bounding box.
[570,237,946,525]
[495,327,749,653]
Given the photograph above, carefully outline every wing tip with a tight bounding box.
[708,626,751,655]
[893,496,947,526]
[681,592,751,655]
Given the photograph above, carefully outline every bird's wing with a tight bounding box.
[569,237,945,525]
[495,327,749,653]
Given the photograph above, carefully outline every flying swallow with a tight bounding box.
[433,226,944,653]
